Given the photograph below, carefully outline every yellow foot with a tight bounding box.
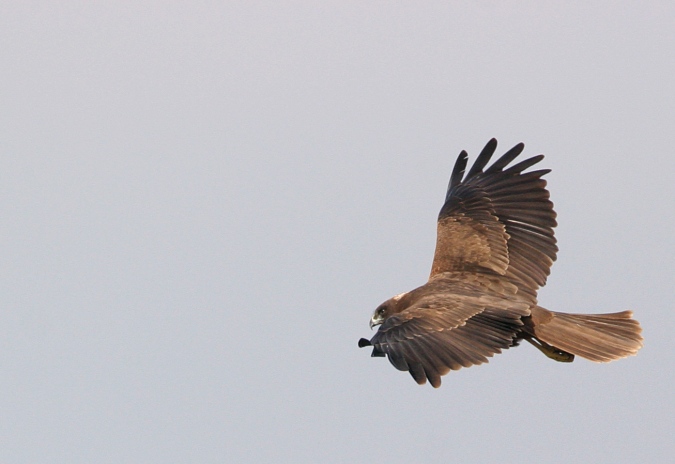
[526,338,575,363]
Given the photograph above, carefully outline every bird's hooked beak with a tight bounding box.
[370,315,383,330]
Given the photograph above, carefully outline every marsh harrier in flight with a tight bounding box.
[358,139,642,387]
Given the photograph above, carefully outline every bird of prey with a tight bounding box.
[358,139,643,388]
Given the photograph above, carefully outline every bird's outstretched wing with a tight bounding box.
[429,139,558,298]
[360,275,530,387]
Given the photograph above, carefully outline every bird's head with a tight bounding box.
[370,292,408,329]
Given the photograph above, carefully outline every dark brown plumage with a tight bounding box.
[358,139,643,388]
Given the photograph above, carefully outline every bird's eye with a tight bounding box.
[378,307,386,315]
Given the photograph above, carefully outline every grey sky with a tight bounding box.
[1,2,674,463]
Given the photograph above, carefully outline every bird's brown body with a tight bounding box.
[359,139,643,387]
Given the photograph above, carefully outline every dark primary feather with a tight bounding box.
[466,138,497,178]
[503,155,546,175]
[448,151,468,193]
[485,142,524,174]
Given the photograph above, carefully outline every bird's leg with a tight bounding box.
[525,337,575,363]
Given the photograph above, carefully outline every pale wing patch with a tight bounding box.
[391,292,407,302]
[430,216,509,277]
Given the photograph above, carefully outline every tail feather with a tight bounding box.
[527,307,643,363]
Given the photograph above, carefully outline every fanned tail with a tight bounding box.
[524,306,643,362]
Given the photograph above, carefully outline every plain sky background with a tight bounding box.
[2,2,674,463]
